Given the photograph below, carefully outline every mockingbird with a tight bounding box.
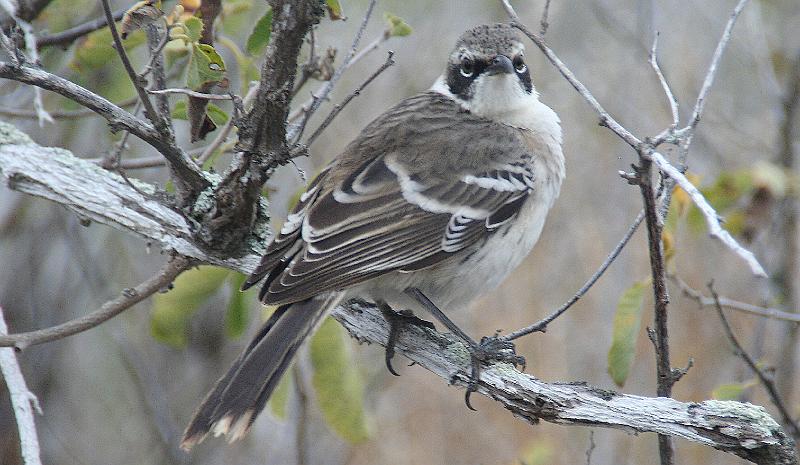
[182,22,564,449]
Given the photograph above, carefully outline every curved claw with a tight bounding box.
[384,334,401,377]
[463,356,482,411]
[464,388,477,411]
[378,302,435,377]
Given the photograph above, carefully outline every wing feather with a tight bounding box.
[246,92,541,304]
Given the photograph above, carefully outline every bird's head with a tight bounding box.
[437,23,536,118]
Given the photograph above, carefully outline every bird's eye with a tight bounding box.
[513,56,527,74]
[460,58,474,77]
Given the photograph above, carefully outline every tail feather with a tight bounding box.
[181,292,343,450]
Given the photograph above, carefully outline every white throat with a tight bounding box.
[430,74,562,145]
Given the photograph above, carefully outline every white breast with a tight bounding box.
[352,81,565,315]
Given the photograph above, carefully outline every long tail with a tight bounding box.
[181,292,344,450]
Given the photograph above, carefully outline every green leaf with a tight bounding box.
[184,16,204,43]
[325,0,344,20]
[517,440,555,465]
[224,273,250,338]
[711,383,746,400]
[310,318,370,443]
[384,13,412,37]
[171,101,226,129]
[187,43,226,90]
[246,8,273,56]
[268,369,292,420]
[205,103,229,126]
[150,266,229,347]
[71,27,146,70]
[171,100,188,120]
[607,280,648,387]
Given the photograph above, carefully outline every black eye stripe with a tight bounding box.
[446,57,533,97]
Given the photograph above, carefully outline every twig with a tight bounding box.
[500,0,520,21]
[648,151,766,276]
[304,51,395,147]
[147,87,236,100]
[143,22,171,127]
[649,33,679,128]
[671,275,800,323]
[196,82,259,165]
[585,430,596,465]
[688,0,750,132]
[709,282,800,439]
[0,96,138,119]
[0,2,52,126]
[286,27,393,130]
[0,62,211,195]
[0,26,19,65]
[139,20,173,79]
[293,366,309,465]
[0,255,192,350]
[292,27,317,97]
[509,20,641,147]
[0,306,43,465]
[345,24,399,73]
[290,0,378,142]
[504,210,645,340]
[100,0,162,134]
[502,2,766,278]
[637,156,676,465]
[36,8,126,49]
[540,0,552,36]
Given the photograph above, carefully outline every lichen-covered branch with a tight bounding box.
[0,307,43,465]
[0,122,796,465]
[0,62,210,196]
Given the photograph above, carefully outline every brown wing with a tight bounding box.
[244,93,536,305]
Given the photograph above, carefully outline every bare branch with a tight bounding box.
[36,7,126,49]
[709,283,800,439]
[0,122,263,270]
[508,20,642,147]
[671,275,800,323]
[99,0,163,135]
[0,306,43,465]
[195,83,259,166]
[649,33,679,128]
[501,1,766,281]
[540,0,552,36]
[286,27,394,130]
[504,210,644,340]
[148,87,237,100]
[334,301,798,465]
[0,62,211,195]
[648,151,767,276]
[290,0,378,143]
[236,0,323,162]
[0,2,52,126]
[305,51,395,147]
[688,0,750,131]
[0,96,137,119]
[0,255,192,350]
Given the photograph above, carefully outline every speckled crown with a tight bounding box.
[453,23,522,57]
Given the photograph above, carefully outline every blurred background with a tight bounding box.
[1,0,799,464]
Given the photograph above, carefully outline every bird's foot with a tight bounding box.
[377,300,435,376]
[463,335,526,410]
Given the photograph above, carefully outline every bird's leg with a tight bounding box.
[376,299,435,376]
[404,287,526,410]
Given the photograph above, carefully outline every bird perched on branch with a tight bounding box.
[182,22,564,449]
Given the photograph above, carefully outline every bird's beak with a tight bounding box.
[485,55,514,76]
